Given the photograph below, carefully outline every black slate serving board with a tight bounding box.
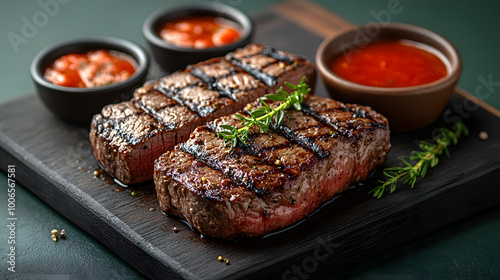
[1,2,500,279]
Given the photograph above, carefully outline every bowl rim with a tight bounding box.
[30,36,149,94]
[142,2,254,54]
[316,22,462,96]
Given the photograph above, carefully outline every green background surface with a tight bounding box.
[1,0,499,279]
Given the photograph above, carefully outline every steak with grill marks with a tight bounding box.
[153,95,391,239]
[90,44,316,184]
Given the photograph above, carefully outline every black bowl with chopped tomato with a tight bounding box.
[143,2,253,73]
[31,37,149,124]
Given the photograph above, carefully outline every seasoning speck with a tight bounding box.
[60,229,66,239]
[479,131,488,140]
[218,256,230,264]
[149,208,155,212]
[51,229,59,242]
[202,177,207,182]
[130,191,137,196]
[93,170,100,177]
[173,227,179,233]
[275,160,281,165]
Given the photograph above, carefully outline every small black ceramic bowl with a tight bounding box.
[31,37,149,124]
[143,2,253,73]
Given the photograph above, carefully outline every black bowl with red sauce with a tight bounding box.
[31,37,149,124]
[143,2,253,73]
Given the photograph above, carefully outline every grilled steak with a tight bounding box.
[90,44,315,184]
[154,95,391,239]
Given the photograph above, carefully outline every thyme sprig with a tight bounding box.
[216,76,311,152]
[369,121,469,199]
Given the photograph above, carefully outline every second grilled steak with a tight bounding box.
[154,95,391,239]
[90,44,316,184]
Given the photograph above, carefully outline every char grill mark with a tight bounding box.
[301,97,388,139]
[179,126,288,196]
[174,86,233,118]
[188,58,236,99]
[133,84,196,130]
[153,71,233,118]
[91,101,170,185]
[188,58,265,102]
[226,44,307,86]
[156,150,242,202]
[208,114,317,177]
[96,101,162,146]
[254,96,390,158]
[270,108,334,158]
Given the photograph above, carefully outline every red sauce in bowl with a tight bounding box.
[158,15,241,49]
[330,40,448,88]
[44,50,136,88]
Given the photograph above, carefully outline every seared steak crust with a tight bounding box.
[154,95,391,239]
[90,44,316,184]
[89,102,168,184]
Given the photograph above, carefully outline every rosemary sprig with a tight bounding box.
[369,121,469,199]
[216,76,311,152]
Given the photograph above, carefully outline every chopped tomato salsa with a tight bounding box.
[158,15,241,49]
[44,50,136,88]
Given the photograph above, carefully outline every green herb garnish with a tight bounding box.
[216,76,311,152]
[369,121,468,199]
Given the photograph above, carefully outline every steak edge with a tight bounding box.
[154,95,391,239]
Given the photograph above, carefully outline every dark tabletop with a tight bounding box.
[1,0,499,279]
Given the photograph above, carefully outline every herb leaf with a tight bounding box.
[216,76,311,152]
[265,93,286,101]
[369,121,468,199]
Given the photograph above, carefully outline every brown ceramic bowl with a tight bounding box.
[316,22,462,132]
